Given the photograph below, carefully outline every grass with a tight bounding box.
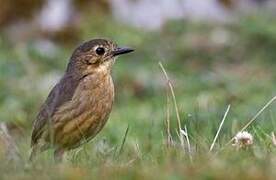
[0,13,276,179]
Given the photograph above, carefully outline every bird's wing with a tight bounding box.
[31,74,81,146]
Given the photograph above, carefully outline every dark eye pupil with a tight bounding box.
[96,47,105,55]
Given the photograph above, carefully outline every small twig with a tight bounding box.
[209,105,231,152]
[117,125,130,157]
[225,96,276,147]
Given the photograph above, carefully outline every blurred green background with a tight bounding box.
[0,0,275,179]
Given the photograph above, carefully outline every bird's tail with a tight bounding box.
[29,143,48,161]
[29,146,38,162]
[29,143,49,162]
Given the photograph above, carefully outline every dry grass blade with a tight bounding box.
[209,105,231,152]
[165,82,173,147]
[0,123,21,162]
[272,132,276,146]
[225,96,276,147]
[184,125,192,161]
[158,62,190,153]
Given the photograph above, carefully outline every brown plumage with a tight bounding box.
[30,38,134,161]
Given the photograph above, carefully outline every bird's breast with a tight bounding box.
[53,73,114,148]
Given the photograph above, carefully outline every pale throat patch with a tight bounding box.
[96,59,115,73]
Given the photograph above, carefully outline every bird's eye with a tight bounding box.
[95,47,105,55]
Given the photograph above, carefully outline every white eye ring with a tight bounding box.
[94,46,105,56]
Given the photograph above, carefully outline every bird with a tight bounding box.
[30,38,134,161]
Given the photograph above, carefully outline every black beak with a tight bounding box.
[112,47,134,57]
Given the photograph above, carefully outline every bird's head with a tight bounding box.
[67,38,134,76]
